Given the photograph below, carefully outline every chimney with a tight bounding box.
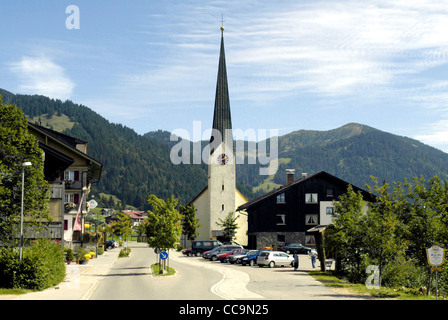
[301,173,308,179]
[286,169,295,185]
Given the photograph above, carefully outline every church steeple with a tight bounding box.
[211,26,232,147]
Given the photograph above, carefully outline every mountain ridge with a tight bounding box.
[2,88,448,209]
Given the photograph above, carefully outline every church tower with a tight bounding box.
[188,25,248,245]
[208,25,236,240]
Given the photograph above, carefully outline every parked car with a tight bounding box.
[228,250,256,264]
[106,239,118,249]
[182,248,193,256]
[240,250,261,266]
[218,249,248,263]
[257,251,294,268]
[192,240,222,256]
[203,244,243,261]
[278,243,312,254]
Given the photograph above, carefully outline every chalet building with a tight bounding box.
[28,122,102,248]
[237,170,374,250]
[122,210,147,226]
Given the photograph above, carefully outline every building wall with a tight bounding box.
[246,172,373,250]
[192,188,211,241]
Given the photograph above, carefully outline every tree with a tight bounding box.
[216,212,239,243]
[108,212,132,244]
[0,95,50,246]
[145,195,182,250]
[179,204,201,241]
[365,177,408,287]
[326,185,367,280]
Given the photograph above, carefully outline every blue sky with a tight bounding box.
[2,1,448,152]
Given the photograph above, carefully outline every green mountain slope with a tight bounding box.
[1,89,207,210]
[263,123,448,191]
[3,88,448,209]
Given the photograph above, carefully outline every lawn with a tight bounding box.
[308,271,445,300]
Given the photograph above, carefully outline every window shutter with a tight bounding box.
[74,171,80,181]
[74,193,79,204]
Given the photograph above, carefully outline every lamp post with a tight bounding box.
[19,161,32,263]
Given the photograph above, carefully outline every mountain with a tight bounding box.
[0,89,209,210]
[2,88,448,209]
[269,122,448,191]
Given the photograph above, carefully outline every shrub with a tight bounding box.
[65,248,74,262]
[119,247,131,257]
[0,239,66,290]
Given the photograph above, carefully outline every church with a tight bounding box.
[188,26,248,246]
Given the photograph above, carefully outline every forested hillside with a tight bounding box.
[3,88,448,210]
[0,89,209,210]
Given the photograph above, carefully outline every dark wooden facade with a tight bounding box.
[237,171,374,249]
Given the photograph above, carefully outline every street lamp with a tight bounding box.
[19,161,32,263]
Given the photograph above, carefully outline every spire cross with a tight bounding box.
[220,14,225,32]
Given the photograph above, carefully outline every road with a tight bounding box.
[89,243,222,300]
[88,242,367,300]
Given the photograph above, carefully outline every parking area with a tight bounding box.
[173,250,359,300]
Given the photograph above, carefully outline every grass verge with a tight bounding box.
[308,271,445,300]
[151,263,176,277]
[0,288,34,295]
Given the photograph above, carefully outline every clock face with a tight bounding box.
[217,153,229,165]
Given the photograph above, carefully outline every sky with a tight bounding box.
[1,0,448,152]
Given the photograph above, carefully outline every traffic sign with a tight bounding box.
[426,245,445,267]
[160,251,168,260]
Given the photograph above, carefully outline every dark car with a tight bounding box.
[278,243,312,254]
[106,239,118,249]
[240,250,261,266]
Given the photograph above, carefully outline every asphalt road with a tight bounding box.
[89,243,222,300]
[88,242,367,300]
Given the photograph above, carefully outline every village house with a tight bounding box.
[27,122,102,248]
[237,170,374,250]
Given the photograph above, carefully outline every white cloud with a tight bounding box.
[9,56,75,100]
[414,119,448,152]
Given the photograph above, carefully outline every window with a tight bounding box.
[305,193,318,204]
[276,193,285,203]
[64,170,80,181]
[326,207,334,215]
[276,214,286,225]
[64,193,74,203]
[64,193,80,204]
[222,204,224,211]
[326,188,334,197]
[305,214,318,225]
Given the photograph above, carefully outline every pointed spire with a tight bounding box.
[211,25,232,148]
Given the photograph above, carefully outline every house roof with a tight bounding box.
[237,171,374,211]
[28,122,103,181]
[122,210,146,220]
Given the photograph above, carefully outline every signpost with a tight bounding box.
[426,245,445,300]
[159,250,168,274]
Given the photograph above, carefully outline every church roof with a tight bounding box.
[211,27,232,146]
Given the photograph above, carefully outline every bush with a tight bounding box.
[119,247,131,257]
[0,239,66,290]
[65,248,74,262]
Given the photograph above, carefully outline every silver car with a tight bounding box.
[257,251,294,268]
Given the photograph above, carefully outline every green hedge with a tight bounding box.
[0,239,66,290]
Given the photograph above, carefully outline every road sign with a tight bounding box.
[87,199,98,209]
[160,251,168,260]
[426,245,445,267]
